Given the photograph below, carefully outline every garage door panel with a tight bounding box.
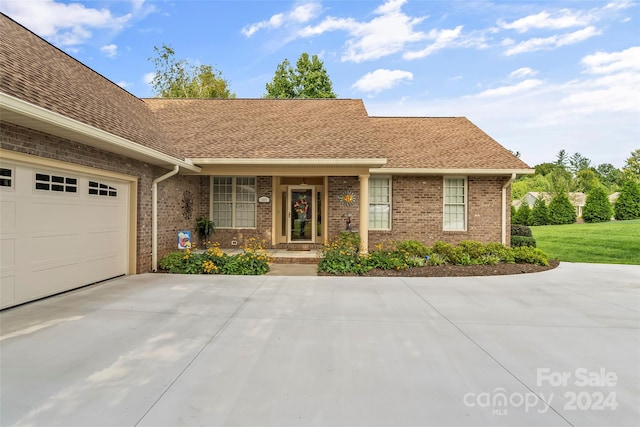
[1,161,130,309]
[0,275,16,308]
[1,199,16,232]
[29,201,84,232]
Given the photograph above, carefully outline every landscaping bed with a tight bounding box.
[319,259,560,277]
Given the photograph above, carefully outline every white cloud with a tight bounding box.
[242,2,321,37]
[0,0,132,47]
[299,0,428,63]
[509,67,538,79]
[504,26,602,56]
[402,26,463,60]
[100,43,118,58]
[143,72,155,85]
[498,9,595,33]
[581,46,640,74]
[365,47,639,168]
[117,81,131,89]
[352,69,413,94]
[477,79,544,97]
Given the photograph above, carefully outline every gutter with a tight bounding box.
[152,165,180,271]
[502,173,517,245]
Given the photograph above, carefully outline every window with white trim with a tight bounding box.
[211,177,256,228]
[35,173,77,193]
[0,168,13,188]
[443,177,466,230]
[369,177,391,230]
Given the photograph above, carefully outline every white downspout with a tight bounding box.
[502,173,517,245]
[152,165,180,271]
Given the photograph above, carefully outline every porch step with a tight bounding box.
[275,243,324,251]
[269,249,321,264]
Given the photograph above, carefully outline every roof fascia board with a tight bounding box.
[188,158,387,167]
[1,92,200,172]
[371,168,535,175]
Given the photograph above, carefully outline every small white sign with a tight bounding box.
[258,196,270,203]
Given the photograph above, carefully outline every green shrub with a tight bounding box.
[548,193,577,225]
[158,251,188,273]
[530,197,549,226]
[431,241,455,261]
[512,246,549,266]
[479,255,501,265]
[614,180,640,220]
[318,233,370,275]
[511,224,533,237]
[458,240,485,260]
[396,240,430,257]
[426,253,447,266]
[511,236,537,248]
[583,187,613,223]
[514,203,532,225]
[221,239,270,275]
[510,205,517,223]
[483,242,515,263]
[158,240,269,275]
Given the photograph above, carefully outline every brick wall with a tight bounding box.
[369,175,508,246]
[0,122,202,272]
[327,176,360,241]
[156,174,202,253]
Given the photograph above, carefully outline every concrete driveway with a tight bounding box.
[1,262,639,427]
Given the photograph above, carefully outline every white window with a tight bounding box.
[443,177,467,231]
[369,177,391,230]
[211,177,256,228]
[0,168,13,188]
[35,172,77,193]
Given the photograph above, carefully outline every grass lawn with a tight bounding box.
[530,219,640,265]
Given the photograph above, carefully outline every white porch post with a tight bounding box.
[359,174,369,253]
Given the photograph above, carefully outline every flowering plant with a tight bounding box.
[293,195,309,215]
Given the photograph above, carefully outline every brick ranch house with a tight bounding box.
[0,15,532,308]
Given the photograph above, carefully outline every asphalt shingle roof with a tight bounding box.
[143,98,383,160]
[0,14,183,160]
[370,117,531,170]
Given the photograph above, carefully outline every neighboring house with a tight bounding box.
[513,191,590,217]
[0,15,532,308]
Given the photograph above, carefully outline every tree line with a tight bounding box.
[148,45,335,99]
[512,149,640,225]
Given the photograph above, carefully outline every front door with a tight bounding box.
[288,187,315,243]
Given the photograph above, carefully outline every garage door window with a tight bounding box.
[0,168,13,188]
[35,173,77,193]
[89,181,118,197]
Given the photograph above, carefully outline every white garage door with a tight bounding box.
[0,161,129,309]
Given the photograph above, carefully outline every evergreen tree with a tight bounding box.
[548,193,577,224]
[530,197,549,226]
[510,205,517,223]
[514,203,532,225]
[614,180,640,220]
[583,187,612,223]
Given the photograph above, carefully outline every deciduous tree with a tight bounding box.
[264,53,337,98]
[149,44,235,98]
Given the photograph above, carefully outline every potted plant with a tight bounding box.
[195,216,215,247]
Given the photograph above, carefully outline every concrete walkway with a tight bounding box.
[1,262,639,427]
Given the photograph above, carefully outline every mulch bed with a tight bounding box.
[318,259,560,277]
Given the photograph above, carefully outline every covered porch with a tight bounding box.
[186,158,388,253]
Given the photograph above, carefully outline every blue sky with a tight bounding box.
[1,0,638,168]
